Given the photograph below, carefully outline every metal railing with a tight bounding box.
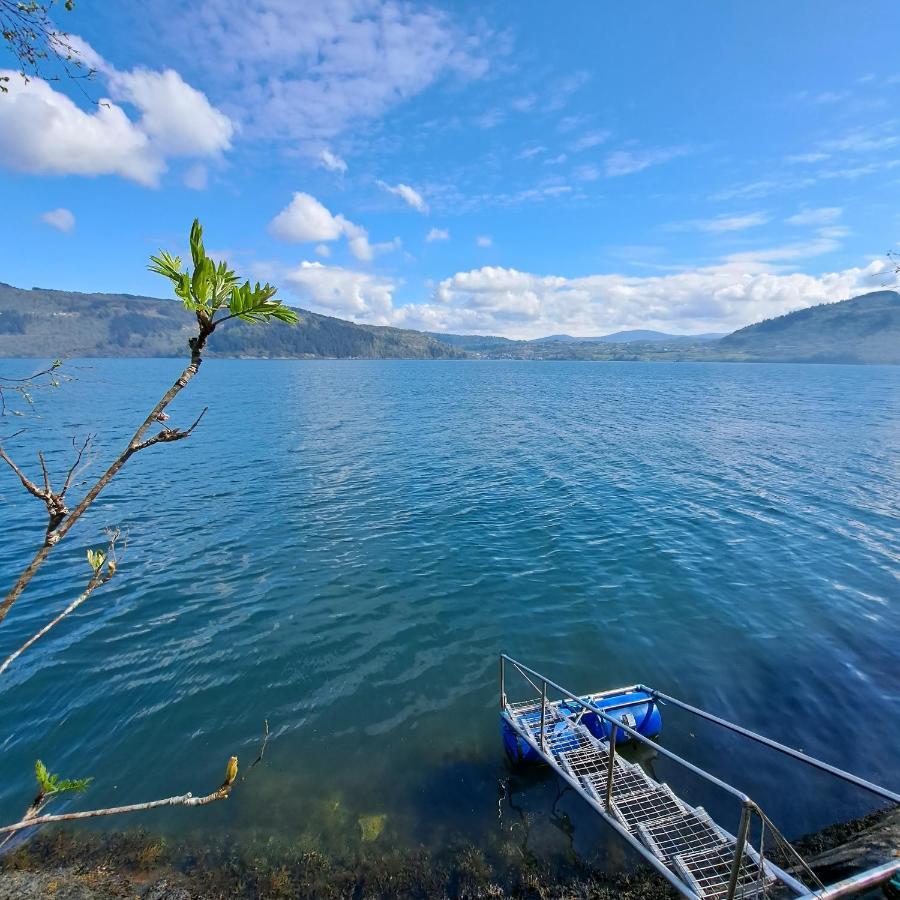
[499,654,899,900]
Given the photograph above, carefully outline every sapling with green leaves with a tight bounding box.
[0,218,291,838]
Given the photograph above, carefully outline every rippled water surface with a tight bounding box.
[0,359,897,867]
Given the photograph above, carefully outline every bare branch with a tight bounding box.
[131,407,208,454]
[241,720,270,782]
[59,434,93,498]
[37,451,51,495]
[0,361,63,385]
[0,336,213,625]
[0,762,239,836]
[0,445,47,501]
[0,529,120,677]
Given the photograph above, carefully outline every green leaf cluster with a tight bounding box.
[34,760,92,797]
[148,219,297,329]
[86,548,105,572]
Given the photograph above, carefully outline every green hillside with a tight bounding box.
[0,283,464,360]
[717,290,900,363]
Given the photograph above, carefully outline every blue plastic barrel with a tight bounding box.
[501,691,661,764]
[570,691,662,744]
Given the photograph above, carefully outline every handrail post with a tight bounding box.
[499,655,506,710]
[605,723,618,811]
[540,679,547,752]
[726,802,753,900]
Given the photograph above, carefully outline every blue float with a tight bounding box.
[502,690,661,765]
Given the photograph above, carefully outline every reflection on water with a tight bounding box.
[0,359,897,867]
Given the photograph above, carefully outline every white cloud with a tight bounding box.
[183,163,208,190]
[786,152,830,164]
[40,208,75,233]
[574,164,600,182]
[0,74,162,186]
[170,0,491,143]
[669,212,770,233]
[319,148,347,173]
[604,146,691,177]
[426,227,449,242]
[475,109,505,129]
[787,207,843,226]
[279,249,888,338]
[315,244,332,258]
[476,235,492,247]
[0,38,232,187]
[107,66,233,156]
[268,191,374,260]
[283,261,398,321]
[571,129,610,152]
[378,180,429,214]
[814,90,850,104]
[517,145,545,160]
[512,94,537,112]
[269,192,345,242]
[389,258,887,338]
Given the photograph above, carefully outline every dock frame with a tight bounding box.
[500,655,899,900]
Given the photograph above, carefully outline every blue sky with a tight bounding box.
[1,0,899,337]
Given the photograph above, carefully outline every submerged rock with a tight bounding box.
[357,813,387,842]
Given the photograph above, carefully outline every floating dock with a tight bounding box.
[500,655,899,900]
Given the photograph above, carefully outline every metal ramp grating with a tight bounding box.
[610,783,685,832]
[674,844,775,900]
[507,698,780,900]
[638,808,730,863]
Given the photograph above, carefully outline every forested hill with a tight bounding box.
[1,282,898,362]
[0,283,464,359]
[717,290,900,363]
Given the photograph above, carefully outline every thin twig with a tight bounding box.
[241,720,270,781]
[60,435,93,497]
[0,530,120,677]
[131,407,208,453]
[0,446,46,500]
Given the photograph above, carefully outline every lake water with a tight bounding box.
[0,359,897,876]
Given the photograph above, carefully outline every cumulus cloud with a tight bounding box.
[268,191,390,261]
[378,181,429,213]
[107,66,233,156]
[426,227,449,242]
[0,75,163,186]
[283,261,398,321]
[40,208,75,233]
[163,0,490,143]
[0,38,232,187]
[389,259,888,338]
[319,148,347,173]
[269,192,345,242]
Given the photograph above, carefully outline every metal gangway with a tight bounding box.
[500,655,899,900]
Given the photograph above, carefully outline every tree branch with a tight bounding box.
[131,407,207,453]
[0,529,120,677]
[0,762,239,836]
[0,446,47,501]
[0,332,213,626]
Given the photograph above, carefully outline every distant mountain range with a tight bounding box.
[538,330,726,343]
[0,282,897,364]
[0,283,464,360]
